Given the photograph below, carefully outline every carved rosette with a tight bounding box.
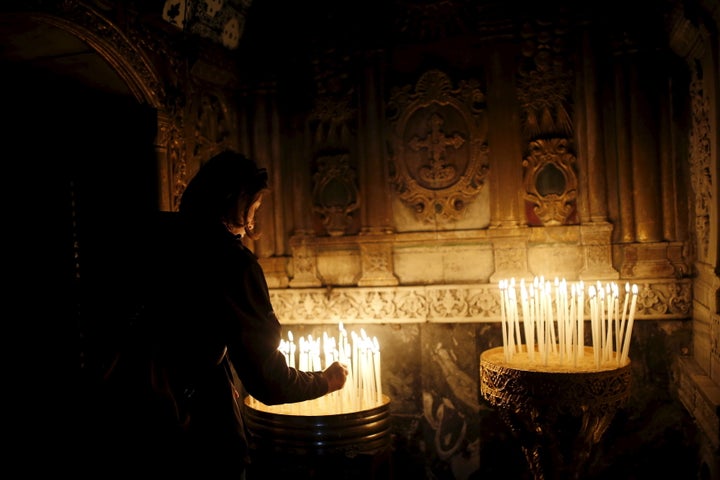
[523,138,578,226]
[388,70,489,223]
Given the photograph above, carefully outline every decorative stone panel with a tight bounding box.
[270,278,692,325]
[388,70,489,225]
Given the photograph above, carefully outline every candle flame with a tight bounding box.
[498,277,638,369]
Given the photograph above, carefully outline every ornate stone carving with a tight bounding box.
[289,241,322,288]
[688,72,712,262]
[312,154,360,236]
[516,18,574,140]
[392,0,475,42]
[635,281,692,317]
[480,346,632,479]
[618,242,689,279]
[515,18,578,227]
[269,279,691,324]
[388,70,489,224]
[522,138,578,226]
[579,223,619,280]
[357,242,399,287]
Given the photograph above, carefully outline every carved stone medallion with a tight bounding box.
[388,70,489,224]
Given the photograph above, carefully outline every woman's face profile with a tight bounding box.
[225,193,263,237]
[245,196,263,233]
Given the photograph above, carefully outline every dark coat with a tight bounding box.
[92,213,328,476]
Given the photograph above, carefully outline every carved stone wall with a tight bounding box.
[11,0,715,477]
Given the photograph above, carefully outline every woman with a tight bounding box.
[109,150,348,477]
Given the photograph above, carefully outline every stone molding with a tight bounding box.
[270,278,692,325]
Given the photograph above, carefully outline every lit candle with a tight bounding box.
[507,280,517,358]
[499,280,509,361]
[520,279,534,361]
[577,280,584,360]
[570,282,578,366]
[554,278,564,361]
[310,335,322,371]
[299,336,308,371]
[620,284,639,364]
[612,283,620,362]
[288,331,296,369]
[544,280,556,358]
[373,336,382,403]
[279,339,289,365]
[603,284,614,362]
[589,285,599,367]
[323,331,333,368]
[618,283,630,364]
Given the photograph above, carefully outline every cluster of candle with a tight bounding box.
[246,323,383,415]
[499,277,639,368]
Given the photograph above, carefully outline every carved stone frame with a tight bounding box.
[388,70,489,224]
[522,138,578,226]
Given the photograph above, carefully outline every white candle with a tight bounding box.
[589,285,599,367]
[618,283,630,364]
[554,278,564,361]
[599,285,605,364]
[620,284,639,364]
[351,331,359,392]
[603,284,614,362]
[520,280,534,361]
[279,339,289,365]
[612,283,620,363]
[569,282,578,366]
[288,331,296,369]
[507,281,517,358]
[577,281,584,359]
[373,336,382,403]
[299,336,308,371]
[499,280,509,361]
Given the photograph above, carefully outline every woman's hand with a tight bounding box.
[323,361,349,394]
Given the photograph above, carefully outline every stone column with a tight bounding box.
[289,113,321,288]
[575,31,617,279]
[357,50,397,287]
[250,84,277,259]
[627,54,664,243]
[611,57,635,244]
[358,50,394,235]
[487,45,524,227]
[154,110,173,212]
[576,30,609,223]
[611,42,677,279]
[249,84,292,287]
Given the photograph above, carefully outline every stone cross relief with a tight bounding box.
[409,113,464,186]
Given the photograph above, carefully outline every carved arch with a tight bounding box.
[26,9,164,107]
[16,5,185,211]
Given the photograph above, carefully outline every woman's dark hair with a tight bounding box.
[179,150,269,235]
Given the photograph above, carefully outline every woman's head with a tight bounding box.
[179,150,269,239]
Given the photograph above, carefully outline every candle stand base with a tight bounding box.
[244,395,392,480]
[480,346,631,480]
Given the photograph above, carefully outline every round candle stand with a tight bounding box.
[244,394,392,479]
[480,346,631,480]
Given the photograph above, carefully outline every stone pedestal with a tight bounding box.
[480,346,631,479]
